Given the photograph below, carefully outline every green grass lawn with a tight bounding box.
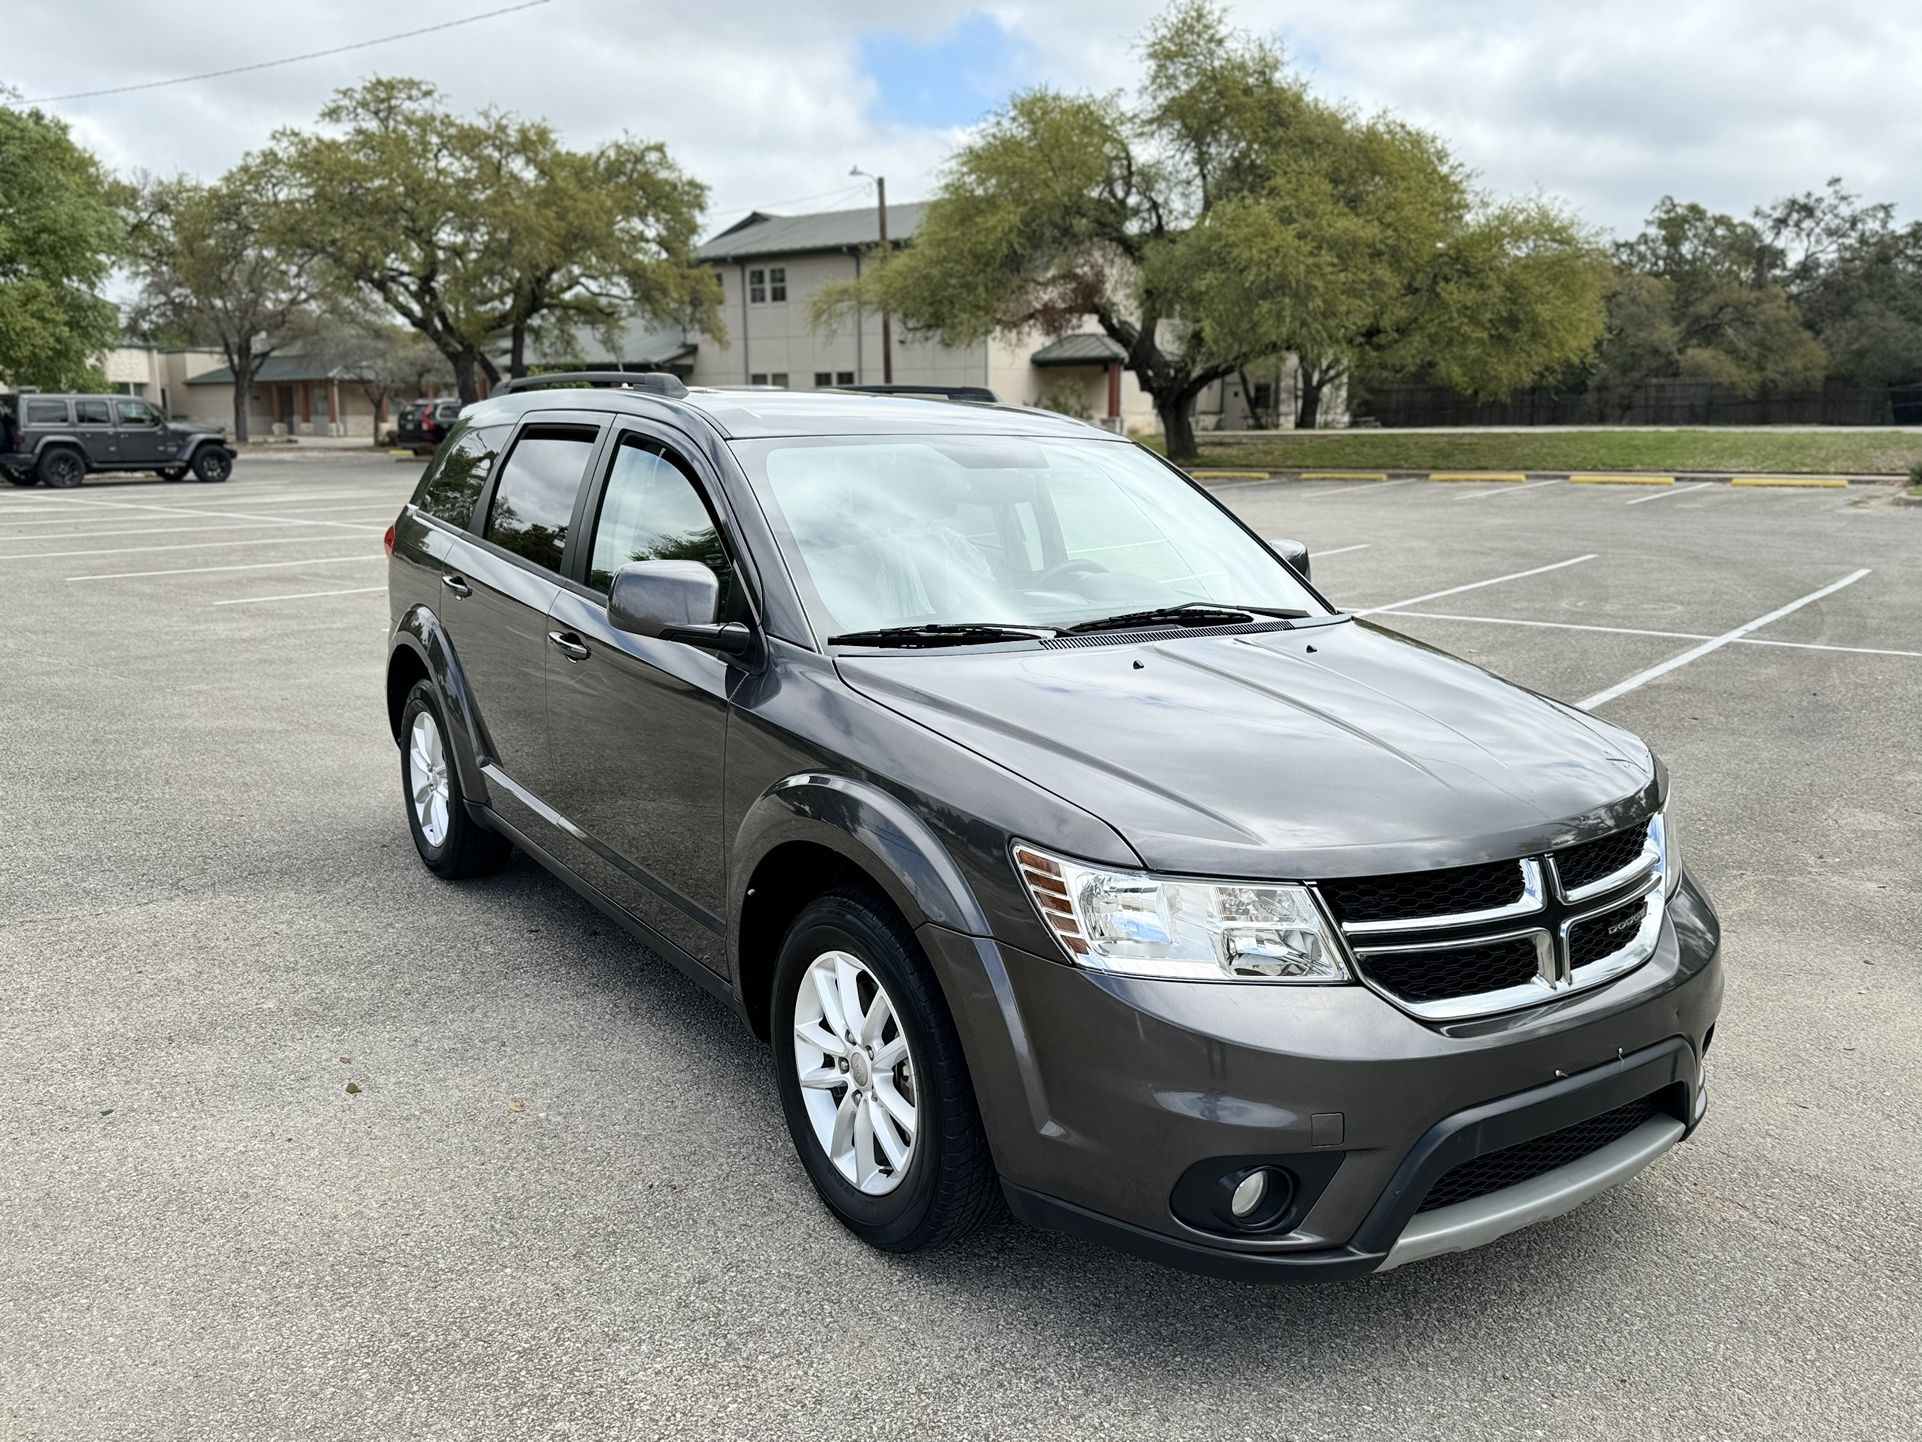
[1161,429,1922,476]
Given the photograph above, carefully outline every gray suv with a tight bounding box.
[383,374,1721,1281]
[1,393,234,487]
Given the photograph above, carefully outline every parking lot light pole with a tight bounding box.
[851,166,893,383]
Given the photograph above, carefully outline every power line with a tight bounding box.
[703,180,874,221]
[21,0,553,105]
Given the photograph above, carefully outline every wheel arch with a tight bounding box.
[387,604,490,803]
[730,775,993,1041]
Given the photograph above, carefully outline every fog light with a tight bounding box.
[1229,1169,1270,1218]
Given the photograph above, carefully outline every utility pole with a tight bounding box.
[852,167,893,383]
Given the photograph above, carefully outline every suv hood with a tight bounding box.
[838,621,1657,879]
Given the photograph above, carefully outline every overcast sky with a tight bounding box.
[12,0,1921,241]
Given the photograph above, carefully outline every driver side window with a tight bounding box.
[588,437,746,622]
[115,399,158,426]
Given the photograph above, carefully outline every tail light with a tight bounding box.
[382,523,396,555]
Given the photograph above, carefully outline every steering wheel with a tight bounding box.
[1030,557,1108,590]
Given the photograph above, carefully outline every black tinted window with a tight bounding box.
[24,400,66,425]
[74,399,111,425]
[588,439,746,620]
[416,423,508,529]
[485,428,595,571]
[116,400,158,425]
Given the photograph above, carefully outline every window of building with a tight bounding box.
[813,371,833,388]
[750,373,768,386]
[417,424,509,530]
[768,267,787,302]
[748,268,766,304]
[586,439,746,623]
[115,399,160,427]
[836,371,855,386]
[73,399,112,426]
[24,399,67,426]
[770,373,789,388]
[484,427,597,571]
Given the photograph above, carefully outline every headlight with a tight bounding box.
[1652,804,1682,897]
[1012,843,1351,983]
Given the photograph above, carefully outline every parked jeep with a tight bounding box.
[0,393,235,487]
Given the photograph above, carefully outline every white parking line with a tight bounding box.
[1,531,386,562]
[212,585,387,606]
[1375,608,1922,661]
[1625,481,1713,506]
[1271,541,1371,558]
[1356,555,1598,616]
[9,495,387,532]
[1290,477,1425,500]
[1453,478,1565,501]
[1577,569,1874,709]
[67,554,383,582]
[0,517,390,543]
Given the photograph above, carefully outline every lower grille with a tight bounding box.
[1416,1095,1662,1213]
[1358,936,1540,1005]
[1568,895,1650,969]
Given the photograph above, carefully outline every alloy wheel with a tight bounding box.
[407,710,451,848]
[792,949,919,1195]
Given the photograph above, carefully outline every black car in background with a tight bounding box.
[1,393,234,487]
[397,398,463,456]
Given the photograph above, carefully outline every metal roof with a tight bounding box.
[1030,333,1129,367]
[695,202,931,262]
[186,355,345,385]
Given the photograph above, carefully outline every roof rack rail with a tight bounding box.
[496,371,689,398]
[835,383,1000,403]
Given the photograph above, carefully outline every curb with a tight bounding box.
[1299,471,1389,482]
[1570,474,1674,486]
[1427,473,1528,484]
[1729,476,1850,489]
[1187,469,1269,480]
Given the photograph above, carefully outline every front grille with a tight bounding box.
[1319,859,1525,925]
[1416,1095,1662,1213]
[1568,895,1650,969]
[1554,824,1650,893]
[1358,936,1540,1005]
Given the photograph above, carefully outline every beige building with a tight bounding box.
[183,356,438,440]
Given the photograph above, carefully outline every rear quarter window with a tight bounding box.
[413,424,509,530]
[24,399,68,426]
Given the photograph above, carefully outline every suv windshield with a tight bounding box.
[733,434,1328,640]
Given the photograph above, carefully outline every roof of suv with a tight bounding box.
[461,385,1120,443]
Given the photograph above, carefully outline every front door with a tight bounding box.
[445,420,602,808]
[112,398,171,465]
[541,428,745,973]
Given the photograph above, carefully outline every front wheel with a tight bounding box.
[398,680,510,878]
[772,887,999,1252]
[191,447,232,483]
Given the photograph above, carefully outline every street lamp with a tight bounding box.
[850,165,893,384]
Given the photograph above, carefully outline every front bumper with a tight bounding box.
[921,871,1722,1282]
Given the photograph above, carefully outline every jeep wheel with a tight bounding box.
[399,680,510,879]
[772,887,999,1253]
[190,447,233,483]
[159,467,185,482]
[6,471,34,487]
[36,448,85,489]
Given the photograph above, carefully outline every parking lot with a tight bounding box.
[3,459,1918,1440]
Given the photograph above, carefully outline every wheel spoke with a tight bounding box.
[871,1098,910,1169]
[859,989,892,1046]
[812,967,847,1037]
[872,1076,917,1137]
[412,775,435,807]
[796,1066,842,1091]
[793,1020,846,1058]
[852,1096,877,1187]
[872,1035,909,1070]
[828,1089,858,1161]
[834,957,865,1044]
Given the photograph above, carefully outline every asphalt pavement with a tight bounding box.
[2,461,1917,1440]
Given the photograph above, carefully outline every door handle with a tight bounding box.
[547,630,591,662]
[440,573,471,597]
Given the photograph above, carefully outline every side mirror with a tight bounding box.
[608,560,754,656]
[1271,537,1311,582]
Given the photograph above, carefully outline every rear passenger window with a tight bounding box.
[74,399,112,425]
[484,427,596,571]
[24,400,67,426]
[416,424,508,529]
[587,437,746,621]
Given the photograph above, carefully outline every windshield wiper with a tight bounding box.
[827,622,1058,648]
[1062,602,1311,635]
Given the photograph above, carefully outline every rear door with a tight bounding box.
[71,398,117,465]
[445,415,603,809]
[539,423,752,973]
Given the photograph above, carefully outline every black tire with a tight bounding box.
[6,471,34,487]
[398,680,511,879]
[36,447,85,488]
[771,886,999,1252]
[190,446,233,483]
[159,467,185,482]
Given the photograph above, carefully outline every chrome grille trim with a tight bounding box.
[1335,858,1546,936]
[1552,830,1660,903]
[1351,926,1558,1022]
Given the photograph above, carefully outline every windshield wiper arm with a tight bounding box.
[827,622,1058,648]
[1062,602,1311,635]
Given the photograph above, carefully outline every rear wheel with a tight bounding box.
[36,448,84,488]
[771,887,999,1253]
[190,447,232,483]
[399,680,510,879]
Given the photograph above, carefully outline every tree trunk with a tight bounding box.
[1296,373,1325,430]
[1158,391,1199,464]
[452,350,484,405]
[1235,367,1263,430]
[230,345,254,444]
[510,320,527,380]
